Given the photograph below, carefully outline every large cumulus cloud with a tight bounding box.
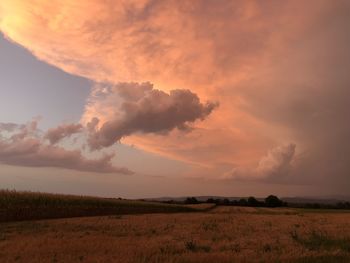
[85,83,218,150]
[223,144,296,181]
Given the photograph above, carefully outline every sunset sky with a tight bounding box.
[0,0,349,198]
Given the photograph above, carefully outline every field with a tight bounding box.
[0,190,197,222]
[1,204,350,263]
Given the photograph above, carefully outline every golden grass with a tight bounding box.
[0,206,350,262]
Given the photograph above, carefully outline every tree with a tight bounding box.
[231,200,239,206]
[247,196,260,207]
[265,195,283,207]
[206,198,215,204]
[185,197,198,204]
[223,198,230,205]
[238,198,247,206]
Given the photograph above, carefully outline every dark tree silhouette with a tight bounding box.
[185,197,199,204]
[247,196,260,207]
[223,198,230,205]
[265,195,283,207]
[206,198,215,204]
[238,198,247,206]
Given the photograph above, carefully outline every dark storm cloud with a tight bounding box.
[233,3,350,190]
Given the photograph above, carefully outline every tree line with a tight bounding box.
[184,195,286,207]
[179,195,350,210]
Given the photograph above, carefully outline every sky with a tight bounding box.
[0,0,349,198]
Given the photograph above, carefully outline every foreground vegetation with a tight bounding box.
[0,190,196,222]
[0,206,349,262]
[2,190,350,262]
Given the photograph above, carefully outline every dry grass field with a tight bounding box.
[1,206,350,263]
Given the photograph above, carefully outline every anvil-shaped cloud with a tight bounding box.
[1,0,350,192]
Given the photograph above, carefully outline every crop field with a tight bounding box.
[1,203,350,263]
[0,190,199,222]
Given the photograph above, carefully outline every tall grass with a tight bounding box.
[291,229,350,252]
[293,254,350,263]
[0,189,196,222]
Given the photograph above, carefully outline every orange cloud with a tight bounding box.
[0,0,321,90]
[82,82,272,168]
[222,144,296,181]
[2,0,350,190]
[0,0,304,171]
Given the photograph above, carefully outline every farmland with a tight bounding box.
[1,200,350,262]
[0,190,197,222]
